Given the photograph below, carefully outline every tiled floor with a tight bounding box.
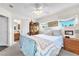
[0,42,78,56]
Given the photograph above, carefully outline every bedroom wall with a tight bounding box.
[20,18,30,36]
[0,7,25,46]
[20,18,38,36]
[38,5,79,23]
[21,5,79,38]
[38,5,79,39]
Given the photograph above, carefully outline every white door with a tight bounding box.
[0,15,8,46]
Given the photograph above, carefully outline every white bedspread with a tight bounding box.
[27,34,63,56]
[34,34,63,48]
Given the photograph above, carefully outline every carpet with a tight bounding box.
[0,42,78,56]
[0,46,7,51]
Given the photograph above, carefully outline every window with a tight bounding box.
[59,18,75,28]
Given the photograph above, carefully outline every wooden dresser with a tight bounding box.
[64,38,79,55]
[14,32,20,41]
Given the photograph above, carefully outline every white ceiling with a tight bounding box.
[0,3,78,19]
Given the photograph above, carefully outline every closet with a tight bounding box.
[0,15,8,46]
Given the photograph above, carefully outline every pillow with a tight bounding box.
[39,29,54,36]
[39,27,62,36]
[52,30,62,36]
[44,31,54,36]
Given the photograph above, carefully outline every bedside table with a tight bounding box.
[64,38,79,55]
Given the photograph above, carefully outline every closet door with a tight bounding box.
[0,15,8,46]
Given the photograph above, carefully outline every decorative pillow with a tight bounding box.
[39,27,62,36]
[39,29,54,36]
[52,30,62,36]
[44,31,54,36]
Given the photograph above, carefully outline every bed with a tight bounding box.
[20,28,63,56]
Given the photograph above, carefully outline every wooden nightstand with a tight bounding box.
[64,38,79,55]
[14,32,20,41]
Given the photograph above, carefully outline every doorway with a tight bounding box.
[0,15,8,46]
[14,20,21,42]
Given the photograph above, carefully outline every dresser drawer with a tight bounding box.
[14,32,20,41]
[64,38,79,55]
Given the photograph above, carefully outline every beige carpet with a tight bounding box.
[0,46,7,51]
[0,42,78,56]
[0,43,24,56]
[59,49,78,56]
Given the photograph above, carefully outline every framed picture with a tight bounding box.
[14,25,16,30]
[65,30,73,35]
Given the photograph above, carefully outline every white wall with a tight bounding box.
[0,6,14,46]
[20,5,79,39]
[21,18,30,36]
[38,5,79,23]
[37,5,79,39]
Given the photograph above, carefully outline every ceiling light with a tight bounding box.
[33,4,43,16]
[14,19,21,24]
[33,10,43,15]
